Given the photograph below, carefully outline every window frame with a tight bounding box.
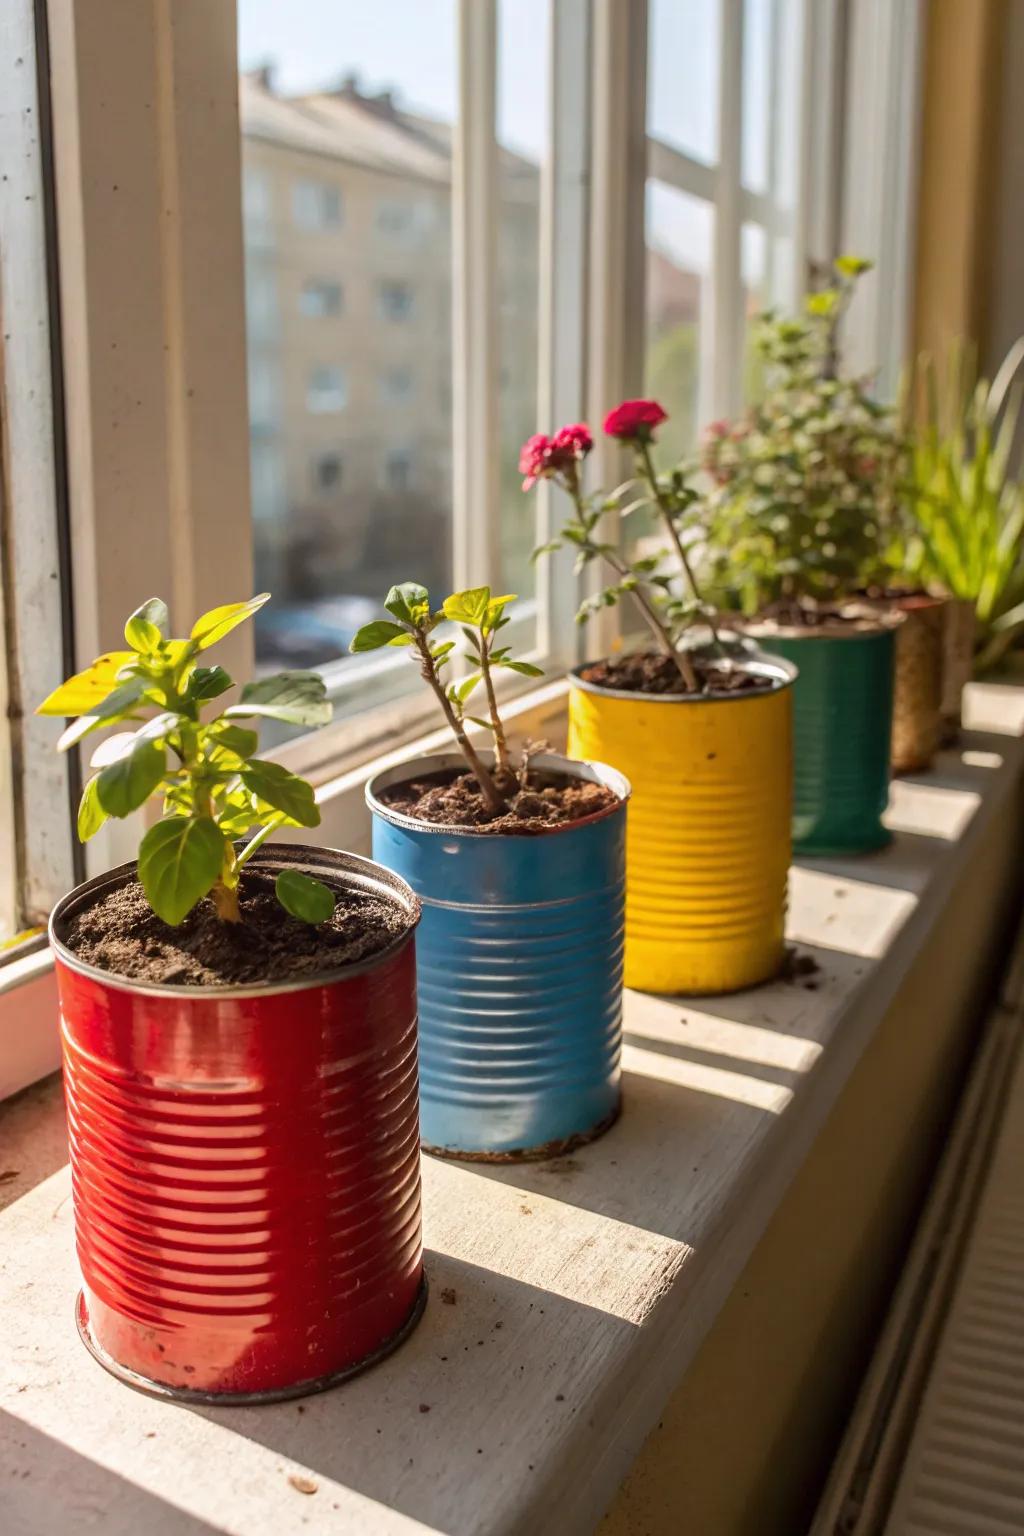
[0,0,78,937]
[28,0,924,853]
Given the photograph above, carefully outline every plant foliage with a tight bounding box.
[38,594,335,926]
[351,583,543,813]
[701,259,909,614]
[895,338,1024,670]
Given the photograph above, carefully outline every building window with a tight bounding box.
[378,280,415,322]
[292,179,343,231]
[384,448,413,492]
[299,279,343,317]
[311,453,344,493]
[380,367,414,404]
[306,366,347,414]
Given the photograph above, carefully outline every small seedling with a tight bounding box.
[350,582,543,814]
[38,594,335,926]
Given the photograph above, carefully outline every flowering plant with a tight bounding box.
[702,258,909,616]
[526,401,718,692]
[38,595,335,926]
[351,582,543,814]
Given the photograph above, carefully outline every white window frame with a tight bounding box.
[0,0,78,936]
[13,0,923,889]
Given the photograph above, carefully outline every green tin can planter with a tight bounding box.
[748,616,898,855]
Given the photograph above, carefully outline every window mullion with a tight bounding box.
[586,0,648,658]
[536,0,592,668]
[452,0,501,593]
[709,0,744,422]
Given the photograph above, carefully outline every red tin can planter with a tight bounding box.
[49,845,425,1405]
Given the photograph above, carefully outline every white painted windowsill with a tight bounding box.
[2,678,1024,1536]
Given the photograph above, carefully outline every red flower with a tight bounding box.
[603,399,668,442]
[518,423,593,489]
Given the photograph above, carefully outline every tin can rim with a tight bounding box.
[569,651,797,702]
[737,604,904,641]
[48,843,421,1000]
[366,750,631,838]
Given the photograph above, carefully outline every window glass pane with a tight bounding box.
[647,0,719,166]
[237,1,455,721]
[497,0,547,602]
[742,0,771,194]
[644,181,712,467]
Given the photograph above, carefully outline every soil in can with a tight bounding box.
[378,766,617,832]
[60,870,411,987]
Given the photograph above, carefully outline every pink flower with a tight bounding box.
[518,433,551,490]
[518,423,593,489]
[550,423,593,462]
[603,399,668,442]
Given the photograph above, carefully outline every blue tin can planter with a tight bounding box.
[367,752,630,1161]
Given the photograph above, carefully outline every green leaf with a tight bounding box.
[187,665,234,702]
[36,651,136,717]
[834,254,872,278]
[225,672,332,727]
[805,290,840,317]
[455,672,481,703]
[128,597,169,638]
[349,620,407,652]
[443,587,491,626]
[55,678,149,752]
[240,760,320,828]
[190,593,270,651]
[138,816,225,926]
[483,594,516,632]
[96,739,167,818]
[205,721,258,760]
[497,660,545,677]
[77,776,108,842]
[384,582,429,624]
[275,869,336,925]
[125,615,163,654]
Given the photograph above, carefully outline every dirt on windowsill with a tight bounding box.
[377,767,618,833]
[59,870,412,987]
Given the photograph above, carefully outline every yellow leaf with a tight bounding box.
[36,652,135,716]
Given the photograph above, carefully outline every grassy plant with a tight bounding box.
[898,338,1024,669]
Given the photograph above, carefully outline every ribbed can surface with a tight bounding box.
[755,625,895,854]
[367,753,628,1159]
[941,597,976,744]
[567,658,793,996]
[889,595,947,772]
[50,846,425,1403]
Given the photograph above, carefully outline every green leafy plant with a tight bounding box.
[895,338,1024,670]
[524,407,719,693]
[350,581,543,814]
[701,258,909,615]
[38,594,335,926]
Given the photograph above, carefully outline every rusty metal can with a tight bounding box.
[889,594,948,772]
[941,597,976,744]
[50,845,425,1404]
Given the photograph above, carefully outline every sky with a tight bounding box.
[237,0,550,159]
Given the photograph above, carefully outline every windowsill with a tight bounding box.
[2,675,1024,1534]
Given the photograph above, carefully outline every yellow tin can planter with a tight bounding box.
[567,654,796,995]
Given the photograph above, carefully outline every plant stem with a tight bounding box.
[210,880,241,922]
[569,482,698,692]
[478,633,512,779]
[413,633,508,816]
[638,440,722,652]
